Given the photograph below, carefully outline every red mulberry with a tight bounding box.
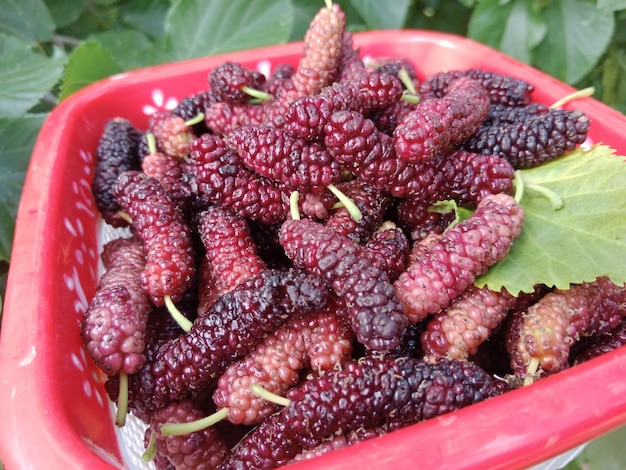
[508,276,626,382]
[394,193,524,323]
[393,77,490,162]
[81,236,151,375]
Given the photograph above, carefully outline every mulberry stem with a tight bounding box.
[160,407,230,436]
[289,191,301,220]
[115,371,129,427]
[164,294,193,332]
[524,357,540,386]
[550,86,594,109]
[141,430,158,462]
[327,183,363,222]
[184,113,205,127]
[250,383,291,407]
[241,86,272,102]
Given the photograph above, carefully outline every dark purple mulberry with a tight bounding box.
[419,69,535,106]
[279,217,408,351]
[127,268,330,410]
[226,125,341,193]
[464,108,590,169]
[361,222,410,281]
[221,355,498,469]
[209,61,266,103]
[149,399,230,470]
[92,117,142,227]
[112,171,195,306]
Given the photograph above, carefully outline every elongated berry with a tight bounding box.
[188,133,289,224]
[148,398,230,470]
[291,2,346,96]
[393,77,490,162]
[196,205,266,311]
[112,171,195,306]
[221,355,498,469]
[81,236,151,375]
[464,108,590,169]
[213,308,353,425]
[279,217,408,351]
[324,109,514,203]
[419,69,535,106]
[421,285,517,360]
[394,193,524,323]
[92,118,142,227]
[127,268,330,409]
[508,276,626,381]
[227,125,341,193]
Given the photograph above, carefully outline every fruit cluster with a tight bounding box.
[82,2,626,469]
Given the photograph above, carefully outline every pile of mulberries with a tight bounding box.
[81,2,622,469]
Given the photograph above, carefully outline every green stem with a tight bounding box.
[289,191,301,220]
[397,67,417,96]
[241,86,272,102]
[550,87,595,109]
[160,407,229,436]
[250,383,291,407]
[146,132,157,155]
[327,184,363,222]
[184,113,205,127]
[523,357,540,386]
[141,429,158,462]
[400,92,420,104]
[116,210,133,225]
[115,371,129,427]
[164,295,193,332]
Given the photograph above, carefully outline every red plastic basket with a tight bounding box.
[1,30,626,470]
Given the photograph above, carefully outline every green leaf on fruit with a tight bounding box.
[0,34,66,118]
[59,40,122,100]
[476,144,626,295]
